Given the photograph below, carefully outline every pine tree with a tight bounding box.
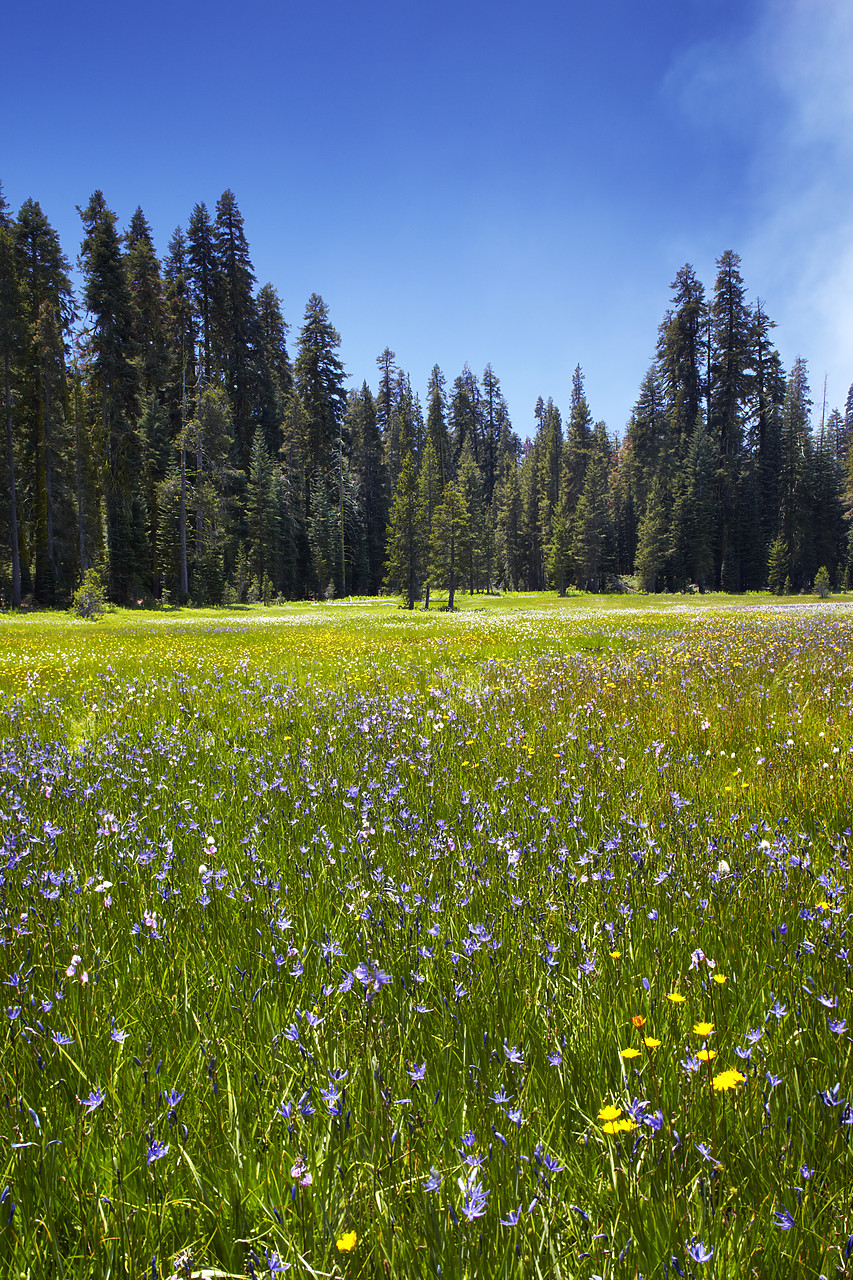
[417,437,440,608]
[186,203,216,383]
[812,408,846,582]
[426,365,451,490]
[741,299,785,589]
[766,535,789,594]
[0,186,23,606]
[496,457,523,591]
[187,386,237,602]
[387,371,419,490]
[162,227,197,419]
[255,283,291,456]
[78,191,141,601]
[347,383,388,593]
[375,348,399,486]
[709,251,752,589]
[429,481,471,610]
[14,198,75,600]
[635,476,669,592]
[279,390,311,595]
[307,470,338,596]
[341,458,369,595]
[546,509,573,594]
[657,264,706,453]
[779,357,813,588]
[458,444,484,593]
[67,330,102,582]
[827,406,848,464]
[34,300,73,598]
[562,366,593,520]
[124,207,171,594]
[450,364,480,472]
[124,207,168,400]
[212,190,259,467]
[624,366,667,534]
[384,449,420,608]
[294,294,347,487]
[480,364,505,506]
[536,397,563,585]
[608,442,634,577]
[161,228,197,597]
[520,436,542,590]
[571,424,612,591]
[684,412,716,590]
[246,427,279,588]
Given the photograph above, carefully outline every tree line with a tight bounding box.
[2,183,852,609]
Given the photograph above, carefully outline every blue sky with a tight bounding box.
[3,0,851,437]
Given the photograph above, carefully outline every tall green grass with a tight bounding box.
[0,597,851,1279]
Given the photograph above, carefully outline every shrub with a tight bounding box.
[71,568,106,619]
[814,565,831,597]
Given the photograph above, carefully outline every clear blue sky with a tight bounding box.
[3,0,851,437]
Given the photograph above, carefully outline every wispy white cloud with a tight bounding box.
[742,0,853,409]
[666,0,853,411]
[760,8,852,414]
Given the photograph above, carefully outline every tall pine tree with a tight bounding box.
[78,191,142,601]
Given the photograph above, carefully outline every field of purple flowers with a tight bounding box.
[0,598,851,1279]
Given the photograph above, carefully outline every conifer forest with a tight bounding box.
[2,183,852,610]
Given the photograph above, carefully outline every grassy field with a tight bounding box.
[0,593,851,1279]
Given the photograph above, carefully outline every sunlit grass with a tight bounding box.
[0,594,851,1278]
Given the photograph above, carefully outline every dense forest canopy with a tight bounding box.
[1,184,852,608]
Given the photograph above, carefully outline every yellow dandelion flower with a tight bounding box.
[616,1118,636,1132]
[697,1049,717,1062]
[621,1047,641,1059]
[610,950,621,959]
[712,1069,745,1092]
[598,1104,622,1121]
[693,1022,715,1037]
[667,992,686,1004]
[644,1036,662,1049]
[336,1230,357,1253]
[712,974,728,985]
[602,1120,620,1135]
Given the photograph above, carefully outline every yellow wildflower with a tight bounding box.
[336,1230,357,1253]
[602,1117,636,1135]
[598,1104,622,1121]
[712,1069,745,1092]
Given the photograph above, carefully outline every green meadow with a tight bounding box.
[0,595,851,1279]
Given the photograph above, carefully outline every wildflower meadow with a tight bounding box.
[0,594,851,1280]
